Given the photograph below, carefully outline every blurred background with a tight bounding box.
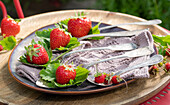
[0,0,169,29]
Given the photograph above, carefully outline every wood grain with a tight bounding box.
[0,10,169,105]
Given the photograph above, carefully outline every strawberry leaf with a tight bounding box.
[56,18,70,30]
[88,22,104,40]
[35,29,53,41]
[60,18,70,26]
[18,54,47,67]
[38,40,52,61]
[36,27,79,51]
[14,19,21,23]
[152,34,170,46]
[19,39,53,67]
[74,66,90,84]
[40,63,60,81]
[56,37,80,51]
[39,63,90,88]
[152,34,170,56]
[0,36,17,50]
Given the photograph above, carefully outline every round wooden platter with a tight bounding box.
[0,10,169,105]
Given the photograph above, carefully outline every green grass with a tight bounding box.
[95,0,170,29]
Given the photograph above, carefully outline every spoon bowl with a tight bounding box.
[87,54,163,86]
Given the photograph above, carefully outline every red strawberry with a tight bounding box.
[0,45,3,51]
[25,44,49,65]
[50,28,70,50]
[152,65,158,71]
[1,17,20,38]
[94,73,106,83]
[166,48,170,56]
[104,74,110,84]
[68,17,92,38]
[56,65,76,84]
[165,62,170,72]
[111,75,122,84]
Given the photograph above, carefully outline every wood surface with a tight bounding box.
[0,9,169,105]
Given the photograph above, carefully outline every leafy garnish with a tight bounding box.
[56,18,70,30]
[39,64,90,88]
[152,34,170,56]
[19,55,47,67]
[36,29,80,51]
[40,63,60,81]
[74,66,90,84]
[88,22,104,40]
[35,28,53,41]
[56,37,80,51]
[7,15,21,23]
[0,36,17,50]
[19,39,53,67]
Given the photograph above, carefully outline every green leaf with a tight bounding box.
[19,39,53,67]
[14,19,21,23]
[7,15,21,23]
[40,63,60,81]
[39,63,90,88]
[60,18,70,26]
[19,55,47,67]
[57,18,70,30]
[66,37,80,48]
[92,22,101,34]
[74,66,90,84]
[152,34,170,46]
[38,40,52,61]
[56,37,80,51]
[0,36,17,50]
[35,28,53,40]
[87,22,104,40]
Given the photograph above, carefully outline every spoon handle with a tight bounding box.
[78,29,148,41]
[62,43,137,59]
[84,55,127,69]
[113,54,163,76]
[99,19,162,31]
[84,46,154,69]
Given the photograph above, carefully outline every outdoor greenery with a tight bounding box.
[95,0,170,29]
[0,0,169,29]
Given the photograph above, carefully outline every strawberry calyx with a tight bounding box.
[94,72,106,77]
[7,15,21,23]
[54,24,72,38]
[74,11,87,19]
[63,64,75,72]
[115,75,123,83]
[24,44,41,62]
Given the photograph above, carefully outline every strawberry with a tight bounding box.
[150,65,159,75]
[50,28,70,50]
[166,48,170,56]
[68,17,92,38]
[111,75,122,84]
[94,73,106,83]
[104,74,111,84]
[0,45,3,51]
[1,17,20,38]
[56,65,76,84]
[165,62,170,72]
[152,65,158,71]
[25,44,49,65]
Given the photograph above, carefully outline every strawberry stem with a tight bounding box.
[52,48,71,61]
[121,77,128,93]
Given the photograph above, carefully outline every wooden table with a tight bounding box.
[0,10,169,105]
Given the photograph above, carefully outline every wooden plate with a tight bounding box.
[0,10,169,105]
